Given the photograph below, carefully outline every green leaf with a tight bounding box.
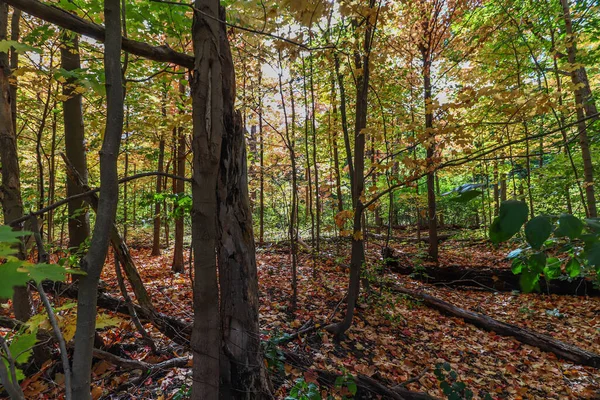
[585,241,600,267]
[511,258,524,274]
[450,189,482,203]
[0,40,42,54]
[566,258,581,278]
[23,263,82,283]
[528,252,547,274]
[555,214,584,239]
[489,200,528,244]
[0,261,31,298]
[585,218,600,233]
[519,270,540,293]
[525,215,553,250]
[9,331,37,364]
[544,257,561,279]
[0,226,31,244]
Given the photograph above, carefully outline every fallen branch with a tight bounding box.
[42,281,192,347]
[389,285,600,368]
[383,248,600,296]
[92,349,189,371]
[2,0,194,68]
[282,350,437,400]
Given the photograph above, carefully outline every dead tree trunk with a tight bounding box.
[390,285,600,368]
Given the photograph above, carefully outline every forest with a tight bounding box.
[0,0,599,398]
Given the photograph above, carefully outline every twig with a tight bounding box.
[92,348,189,371]
[150,0,334,52]
[395,366,429,388]
[0,336,25,400]
[8,170,192,226]
[29,215,72,400]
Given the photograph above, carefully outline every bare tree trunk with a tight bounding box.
[331,77,343,213]
[423,54,438,262]
[190,0,223,396]
[258,70,265,244]
[62,33,90,257]
[327,0,376,338]
[218,46,270,395]
[71,0,123,397]
[9,8,19,129]
[0,1,31,322]
[172,79,186,273]
[151,138,164,255]
[560,0,597,217]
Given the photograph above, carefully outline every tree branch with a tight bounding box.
[3,0,194,68]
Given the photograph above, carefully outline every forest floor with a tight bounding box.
[4,229,600,399]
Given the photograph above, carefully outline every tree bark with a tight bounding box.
[560,0,597,217]
[172,78,186,273]
[327,1,376,338]
[217,73,270,398]
[62,33,90,257]
[71,0,123,397]
[151,138,165,256]
[190,0,223,397]
[0,1,31,323]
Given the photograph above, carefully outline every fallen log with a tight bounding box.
[383,248,600,296]
[389,285,600,368]
[282,350,437,400]
[42,281,191,347]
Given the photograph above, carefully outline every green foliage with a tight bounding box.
[334,372,357,399]
[0,40,41,54]
[262,334,286,375]
[493,208,600,292]
[524,216,553,250]
[489,200,529,244]
[434,362,491,400]
[286,378,321,400]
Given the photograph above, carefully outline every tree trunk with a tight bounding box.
[190,0,223,397]
[152,138,165,255]
[9,8,19,129]
[71,0,123,397]
[423,56,438,262]
[172,80,186,273]
[217,94,270,398]
[0,1,31,322]
[327,1,376,338]
[560,0,597,217]
[62,33,90,257]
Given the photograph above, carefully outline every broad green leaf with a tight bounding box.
[585,218,600,232]
[489,200,528,244]
[1,359,24,383]
[0,226,31,244]
[585,241,600,267]
[511,258,524,274]
[544,257,561,279]
[23,263,85,283]
[0,40,41,54]
[0,261,31,298]
[525,215,552,250]
[519,270,540,293]
[9,331,36,364]
[528,252,547,274]
[566,258,581,278]
[555,214,584,239]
